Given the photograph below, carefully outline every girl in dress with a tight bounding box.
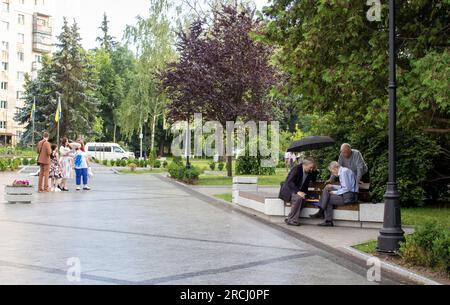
[49,144,62,192]
[59,138,73,192]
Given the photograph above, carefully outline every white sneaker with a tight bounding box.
[83,186,91,191]
[76,187,81,191]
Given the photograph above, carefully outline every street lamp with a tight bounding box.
[377,0,405,253]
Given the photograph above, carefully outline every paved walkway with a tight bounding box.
[0,171,398,285]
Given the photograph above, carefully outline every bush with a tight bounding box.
[173,156,183,165]
[236,155,276,176]
[168,162,200,184]
[121,160,128,167]
[128,163,138,172]
[163,161,168,168]
[29,158,36,165]
[22,158,30,166]
[399,221,450,275]
[148,150,157,168]
[0,158,8,171]
[218,162,225,171]
[155,160,162,169]
[110,160,116,167]
[116,159,122,167]
[209,161,216,171]
[102,160,108,166]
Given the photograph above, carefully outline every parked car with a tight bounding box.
[85,143,135,161]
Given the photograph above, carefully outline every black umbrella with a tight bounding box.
[287,136,335,153]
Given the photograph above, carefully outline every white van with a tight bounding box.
[85,143,135,161]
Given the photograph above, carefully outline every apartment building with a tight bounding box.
[0,0,53,147]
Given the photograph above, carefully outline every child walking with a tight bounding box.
[49,144,62,192]
[74,144,91,191]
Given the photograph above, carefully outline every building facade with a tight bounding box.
[0,0,53,147]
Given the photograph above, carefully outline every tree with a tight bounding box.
[119,0,176,153]
[263,0,450,205]
[164,4,279,176]
[96,13,116,52]
[16,18,99,142]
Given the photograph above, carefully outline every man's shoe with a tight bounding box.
[83,186,91,191]
[310,210,325,219]
[76,187,81,191]
[318,221,334,227]
[285,219,301,227]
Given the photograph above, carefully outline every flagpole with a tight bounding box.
[32,97,36,150]
[57,95,60,149]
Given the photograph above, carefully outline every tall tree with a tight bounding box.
[96,13,116,52]
[164,4,279,176]
[263,0,450,205]
[119,0,176,152]
[16,18,99,142]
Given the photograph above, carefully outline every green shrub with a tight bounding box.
[399,221,450,275]
[173,156,183,165]
[236,155,276,176]
[116,159,122,167]
[218,162,225,171]
[209,161,216,171]
[22,158,30,166]
[168,162,200,185]
[29,158,36,165]
[155,160,162,169]
[110,160,116,167]
[0,158,8,171]
[121,160,127,167]
[102,160,108,166]
[148,150,157,168]
[163,161,168,168]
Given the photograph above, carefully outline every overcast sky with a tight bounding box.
[52,0,270,50]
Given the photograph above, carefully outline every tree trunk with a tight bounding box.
[227,156,233,178]
[151,114,157,152]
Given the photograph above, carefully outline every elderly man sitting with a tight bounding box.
[313,162,359,227]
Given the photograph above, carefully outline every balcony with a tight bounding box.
[33,13,52,35]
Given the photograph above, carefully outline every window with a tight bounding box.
[18,14,25,25]
[0,121,6,129]
[104,147,112,153]
[1,62,7,71]
[0,100,7,109]
[18,33,25,44]
[17,52,24,61]
[1,1,9,13]
[114,147,124,153]
[0,82,7,90]
[17,72,25,81]
[1,41,8,51]
[16,91,24,99]
[1,21,9,31]
[34,54,42,63]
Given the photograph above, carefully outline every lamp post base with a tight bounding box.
[377,183,405,254]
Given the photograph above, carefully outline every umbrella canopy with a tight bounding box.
[287,136,335,153]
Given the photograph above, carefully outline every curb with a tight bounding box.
[340,247,443,286]
[161,176,443,286]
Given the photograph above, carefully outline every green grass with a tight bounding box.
[214,193,232,202]
[198,169,287,187]
[353,240,378,254]
[354,206,450,254]
[118,168,168,174]
[402,207,450,228]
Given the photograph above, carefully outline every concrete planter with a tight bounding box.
[4,186,34,204]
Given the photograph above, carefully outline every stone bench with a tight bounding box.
[233,177,385,229]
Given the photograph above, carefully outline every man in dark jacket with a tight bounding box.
[279,158,316,226]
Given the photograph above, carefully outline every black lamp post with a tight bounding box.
[377,0,405,253]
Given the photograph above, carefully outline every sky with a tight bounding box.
[52,0,270,50]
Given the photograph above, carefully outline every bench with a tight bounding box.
[233,178,385,229]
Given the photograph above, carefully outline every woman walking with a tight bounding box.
[59,138,73,192]
[49,144,62,192]
[74,143,91,191]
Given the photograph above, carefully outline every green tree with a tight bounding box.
[119,0,176,152]
[16,19,99,142]
[263,0,450,205]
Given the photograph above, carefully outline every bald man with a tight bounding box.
[338,144,368,184]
